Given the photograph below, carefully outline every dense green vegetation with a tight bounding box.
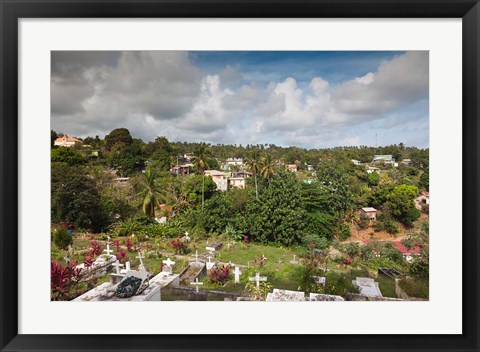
[51,128,429,300]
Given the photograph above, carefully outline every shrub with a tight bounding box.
[384,219,399,234]
[374,221,384,232]
[53,228,73,250]
[209,264,230,285]
[338,224,351,240]
[51,260,82,300]
[169,238,188,254]
[116,249,129,264]
[89,241,102,257]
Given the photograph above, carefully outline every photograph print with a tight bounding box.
[50,51,429,302]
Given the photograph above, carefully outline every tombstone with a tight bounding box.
[103,243,114,257]
[111,260,124,275]
[234,266,242,284]
[120,261,131,274]
[136,252,148,272]
[290,254,299,265]
[206,255,215,270]
[249,272,267,288]
[192,250,200,263]
[64,251,71,265]
[183,231,191,242]
[190,277,204,293]
[162,258,175,274]
[205,242,223,252]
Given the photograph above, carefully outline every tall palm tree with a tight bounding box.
[192,145,210,174]
[135,167,162,218]
[261,153,276,181]
[245,149,262,200]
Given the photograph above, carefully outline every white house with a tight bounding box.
[228,177,246,189]
[366,166,381,174]
[226,158,243,166]
[351,159,361,166]
[204,170,229,191]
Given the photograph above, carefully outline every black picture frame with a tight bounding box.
[1,1,478,351]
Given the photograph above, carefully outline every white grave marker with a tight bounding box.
[249,272,267,288]
[103,243,114,257]
[163,258,175,268]
[234,266,242,283]
[190,278,204,293]
[111,260,124,274]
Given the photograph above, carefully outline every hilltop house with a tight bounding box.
[351,159,361,166]
[360,207,377,221]
[228,177,246,189]
[226,158,243,166]
[372,155,398,167]
[54,134,83,147]
[170,165,190,175]
[204,170,229,191]
[287,164,298,172]
[366,165,381,174]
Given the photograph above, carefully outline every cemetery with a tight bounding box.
[52,231,427,302]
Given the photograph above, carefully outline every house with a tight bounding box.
[401,159,414,166]
[170,165,190,175]
[360,207,377,221]
[204,170,229,191]
[54,134,83,147]
[287,164,298,172]
[231,171,252,178]
[228,177,246,189]
[306,165,315,171]
[351,159,361,165]
[366,165,381,174]
[372,155,398,167]
[391,241,421,262]
[226,158,243,166]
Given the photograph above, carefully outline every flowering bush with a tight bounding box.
[113,240,121,251]
[169,238,187,254]
[341,258,353,266]
[243,235,249,247]
[209,264,230,285]
[116,249,129,264]
[84,255,95,268]
[51,260,81,300]
[89,241,102,257]
[125,238,133,252]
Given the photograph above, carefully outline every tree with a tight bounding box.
[51,147,85,166]
[51,163,109,232]
[51,130,58,148]
[134,166,163,218]
[245,149,262,199]
[367,171,380,187]
[386,185,420,226]
[245,168,307,245]
[419,169,429,191]
[191,145,211,174]
[105,128,133,149]
[260,153,276,181]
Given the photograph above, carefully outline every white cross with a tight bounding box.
[103,243,113,256]
[136,252,145,266]
[193,250,199,262]
[107,235,111,241]
[111,260,124,274]
[120,261,131,274]
[249,272,267,288]
[190,277,204,293]
[234,266,242,283]
[207,255,213,263]
[293,255,296,261]
[163,258,175,268]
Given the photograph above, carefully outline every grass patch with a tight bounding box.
[376,276,397,297]
[399,277,429,299]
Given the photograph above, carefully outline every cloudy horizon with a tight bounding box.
[51,51,429,149]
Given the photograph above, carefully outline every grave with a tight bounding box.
[205,242,223,252]
[162,258,175,274]
[290,254,299,265]
[308,293,344,301]
[190,277,204,293]
[352,277,383,297]
[136,252,148,272]
[206,255,216,270]
[248,272,267,288]
[234,266,242,284]
[312,276,326,288]
[72,271,180,301]
[266,289,305,301]
[120,261,131,275]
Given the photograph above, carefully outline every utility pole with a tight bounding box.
[202,174,205,212]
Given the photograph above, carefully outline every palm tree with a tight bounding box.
[245,149,262,199]
[261,153,276,181]
[192,145,210,174]
[135,167,162,218]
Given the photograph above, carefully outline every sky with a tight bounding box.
[51,51,429,148]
